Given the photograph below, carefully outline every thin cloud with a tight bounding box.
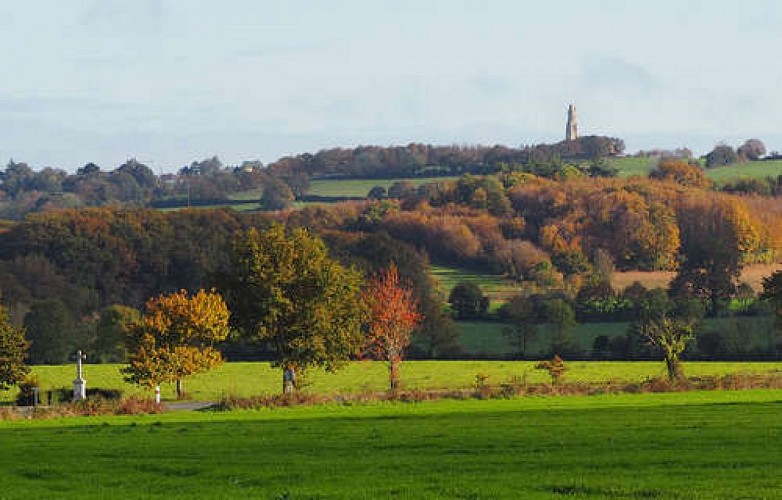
[583,57,659,96]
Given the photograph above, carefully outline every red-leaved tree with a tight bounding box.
[363,264,423,391]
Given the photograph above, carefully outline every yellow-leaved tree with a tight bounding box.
[123,289,230,399]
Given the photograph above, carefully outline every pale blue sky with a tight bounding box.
[2,0,782,172]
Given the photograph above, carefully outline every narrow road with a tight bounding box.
[164,401,215,411]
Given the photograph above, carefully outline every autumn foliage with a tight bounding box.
[362,264,423,391]
[123,289,230,398]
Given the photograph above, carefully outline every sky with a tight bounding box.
[2,0,782,172]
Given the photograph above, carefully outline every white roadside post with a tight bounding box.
[73,350,87,401]
[155,385,161,404]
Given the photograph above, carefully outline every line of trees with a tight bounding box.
[119,226,422,396]
[0,136,625,219]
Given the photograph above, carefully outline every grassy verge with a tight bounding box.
[0,390,780,498]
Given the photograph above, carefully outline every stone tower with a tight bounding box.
[566,104,578,142]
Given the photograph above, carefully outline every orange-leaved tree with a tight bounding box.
[123,289,230,399]
[363,263,422,391]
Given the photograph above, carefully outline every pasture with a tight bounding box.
[432,263,782,307]
[0,390,780,498]
[2,360,780,404]
[705,158,782,182]
[430,265,521,311]
[607,156,657,177]
[308,176,458,199]
[455,316,775,358]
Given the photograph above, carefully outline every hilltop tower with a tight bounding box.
[565,104,578,142]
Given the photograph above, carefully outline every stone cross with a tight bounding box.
[73,350,87,401]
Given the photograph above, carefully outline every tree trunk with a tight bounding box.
[665,356,680,380]
[176,379,183,399]
[389,359,399,392]
[282,366,296,394]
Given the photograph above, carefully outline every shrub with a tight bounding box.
[15,376,41,406]
[44,387,123,405]
[592,335,611,358]
[535,355,568,385]
[116,396,165,415]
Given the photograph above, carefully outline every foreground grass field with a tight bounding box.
[0,390,780,498]
[2,361,780,403]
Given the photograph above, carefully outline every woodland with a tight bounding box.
[1,135,782,366]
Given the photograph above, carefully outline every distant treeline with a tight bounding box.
[0,136,624,219]
[268,136,625,179]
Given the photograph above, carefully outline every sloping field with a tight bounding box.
[612,263,782,292]
[308,176,458,198]
[1,391,780,498]
[706,159,782,182]
[433,263,782,305]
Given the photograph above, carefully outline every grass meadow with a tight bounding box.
[607,156,657,177]
[2,360,780,404]
[455,316,776,357]
[307,176,459,198]
[705,158,782,182]
[1,390,780,498]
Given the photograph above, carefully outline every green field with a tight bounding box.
[456,321,630,356]
[431,265,521,311]
[308,176,458,198]
[609,156,782,182]
[2,360,780,404]
[1,390,780,498]
[705,159,782,182]
[607,156,658,177]
[456,316,775,357]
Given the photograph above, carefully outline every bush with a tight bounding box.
[15,376,41,406]
[592,335,611,358]
[44,387,124,405]
[705,144,738,168]
[448,282,489,320]
[535,355,568,385]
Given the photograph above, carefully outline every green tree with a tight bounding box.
[760,271,782,358]
[638,313,695,380]
[0,305,29,391]
[94,305,140,363]
[704,144,738,168]
[541,298,579,357]
[221,224,366,393]
[260,176,294,210]
[123,289,230,399]
[502,295,538,359]
[671,198,761,315]
[24,299,77,364]
[414,297,461,358]
[448,282,489,320]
